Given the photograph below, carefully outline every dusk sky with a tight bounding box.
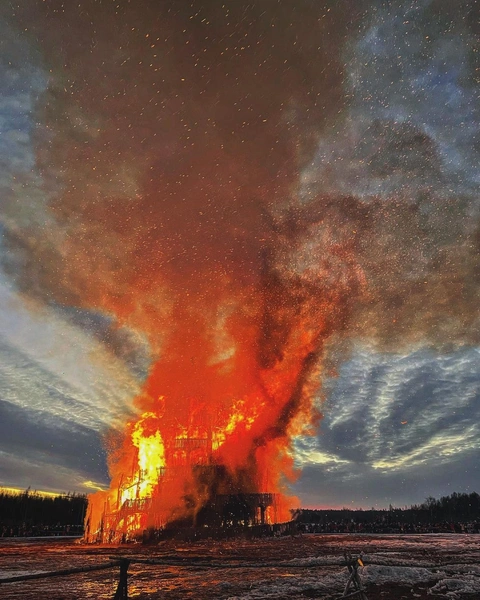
[0,0,479,510]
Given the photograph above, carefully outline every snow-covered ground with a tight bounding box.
[0,534,479,599]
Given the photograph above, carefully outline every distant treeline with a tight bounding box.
[2,489,479,538]
[294,492,480,534]
[0,489,87,537]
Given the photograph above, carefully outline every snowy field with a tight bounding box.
[0,533,479,599]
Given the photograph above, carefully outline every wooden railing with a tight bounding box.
[0,554,368,599]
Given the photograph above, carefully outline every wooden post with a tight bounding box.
[114,558,130,600]
[342,552,368,599]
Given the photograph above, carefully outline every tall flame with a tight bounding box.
[83,234,365,540]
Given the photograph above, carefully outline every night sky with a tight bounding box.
[0,0,479,509]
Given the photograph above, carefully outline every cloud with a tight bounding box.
[296,449,480,509]
[293,347,480,507]
[0,399,107,481]
[0,278,142,428]
[0,274,143,493]
[302,0,480,199]
[0,449,107,495]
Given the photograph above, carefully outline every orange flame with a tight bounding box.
[84,263,363,543]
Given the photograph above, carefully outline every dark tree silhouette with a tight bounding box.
[0,489,87,537]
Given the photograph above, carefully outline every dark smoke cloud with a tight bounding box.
[3,1,362,308]
[299,0,480,352]
[1,0,479,413]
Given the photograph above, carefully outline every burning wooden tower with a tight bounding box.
[85,423,280,543]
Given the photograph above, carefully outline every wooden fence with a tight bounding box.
[0,553,368,599]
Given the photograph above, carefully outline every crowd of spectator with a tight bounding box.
[0,523,84,538]
[294,491,480,535]
[297,519,480,535]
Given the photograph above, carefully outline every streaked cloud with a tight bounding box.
[0,276,143,493]
[294,346,480,507]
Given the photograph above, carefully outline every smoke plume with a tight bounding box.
[1,0,479,525]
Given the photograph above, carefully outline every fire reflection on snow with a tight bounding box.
[0,534,479,599]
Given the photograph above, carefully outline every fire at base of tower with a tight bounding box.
[84,407,293,543]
